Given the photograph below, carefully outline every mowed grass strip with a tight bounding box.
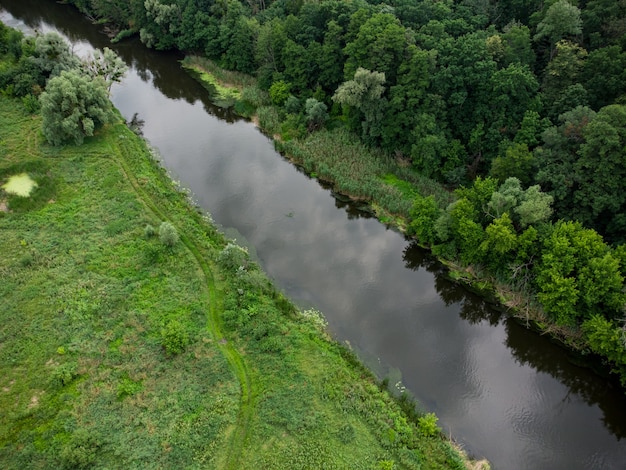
[0,96,473,469]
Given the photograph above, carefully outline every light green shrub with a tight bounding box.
[158,221,179,247]
[418,412,440,437]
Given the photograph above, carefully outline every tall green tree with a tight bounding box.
[541,40,588,120]
[535,105,596,223]
[332,67,387,145]
[39,70,114,146]
[30,32,80,79]
[534,0,582,57]
[575,104,626,243]
[490,143,535,186]
[82,47,128,91]
[580,46,626,110]
[140,0,180,50]
[343,13,407,85]
[382,45,436,155]
[535,221,625,326]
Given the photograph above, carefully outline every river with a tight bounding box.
[1,1,626,468]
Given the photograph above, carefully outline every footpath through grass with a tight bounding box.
[0,96,479,468]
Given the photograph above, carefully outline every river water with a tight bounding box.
[2,1,626,468]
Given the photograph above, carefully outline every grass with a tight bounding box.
[0,95,478,468]
[180,56,269,118]
[181,56,257,110]
[278,129,454,229]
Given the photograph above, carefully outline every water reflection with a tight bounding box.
[404,239,626,441]
[505,318,626,439]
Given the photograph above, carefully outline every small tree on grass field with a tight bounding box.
[159,221,179,247]
[39,70,114,145]
[161,320,189,355]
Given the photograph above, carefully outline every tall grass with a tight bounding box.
[181,56,257,89]
[279,128,454,224]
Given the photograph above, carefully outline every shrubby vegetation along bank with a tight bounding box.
[56,0,626,388]
[0,24,478,468]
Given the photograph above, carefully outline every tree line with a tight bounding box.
[62,0,626,242]
[4,0,626,385]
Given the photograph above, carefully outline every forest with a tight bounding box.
[4,0,626,385]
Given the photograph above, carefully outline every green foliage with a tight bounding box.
[333,67,387,144]
[534,1,583,47]
[535,221,625,326]
[218,242,250,271]
[583,316,626,385]
[408,195,441,245]
[158,221,179,247]
[344,13,407,84]
[542,41,588,119]
[417,413,440,437]
[378,459,395,470]
[40,70,114,145]
[436,197,485,265]
[487,177,553,229]
[257,105,281,134]
[21,93,39,113]
[304,97,328,131]
[59,429,101,469]
[31,32,80,79]
[49,362,79,388]
[144,223,156,238]
[269,79,291,106]
[480,213,518,268]
[516,185,553,228]
[161,319,189,355]
[81,46,128,90]
[455,176,499,226]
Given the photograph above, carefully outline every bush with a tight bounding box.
[158,221,179,247]
[144,224,156,238]
[22,93,40,113]
[49,362,78,388]
[417,412,440,437]
[40,70,114,145]
[269,80,291,106]
[59,429,100,469]
[160,319,189,355]
[218,242,249,271]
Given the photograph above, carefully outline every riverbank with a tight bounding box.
[0,95,485,468]
[184,57,624,389]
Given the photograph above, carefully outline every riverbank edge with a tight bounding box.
[182,58,622,388]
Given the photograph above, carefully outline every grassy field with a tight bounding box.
[0,96,478,469]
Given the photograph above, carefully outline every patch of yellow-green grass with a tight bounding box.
[181,55,257,90]
[181,60,242,108]
[2,173,38,196]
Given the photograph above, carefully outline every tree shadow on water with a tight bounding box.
[403,239,626,440]
[402,240,502,326]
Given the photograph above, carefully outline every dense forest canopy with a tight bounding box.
[3,1,625,384]
[61,0,626,244]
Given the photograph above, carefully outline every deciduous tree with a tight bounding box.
[39,70,114,146]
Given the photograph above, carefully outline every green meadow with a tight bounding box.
[0,96,475,469]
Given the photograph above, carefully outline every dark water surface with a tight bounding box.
[2,2,626,468]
